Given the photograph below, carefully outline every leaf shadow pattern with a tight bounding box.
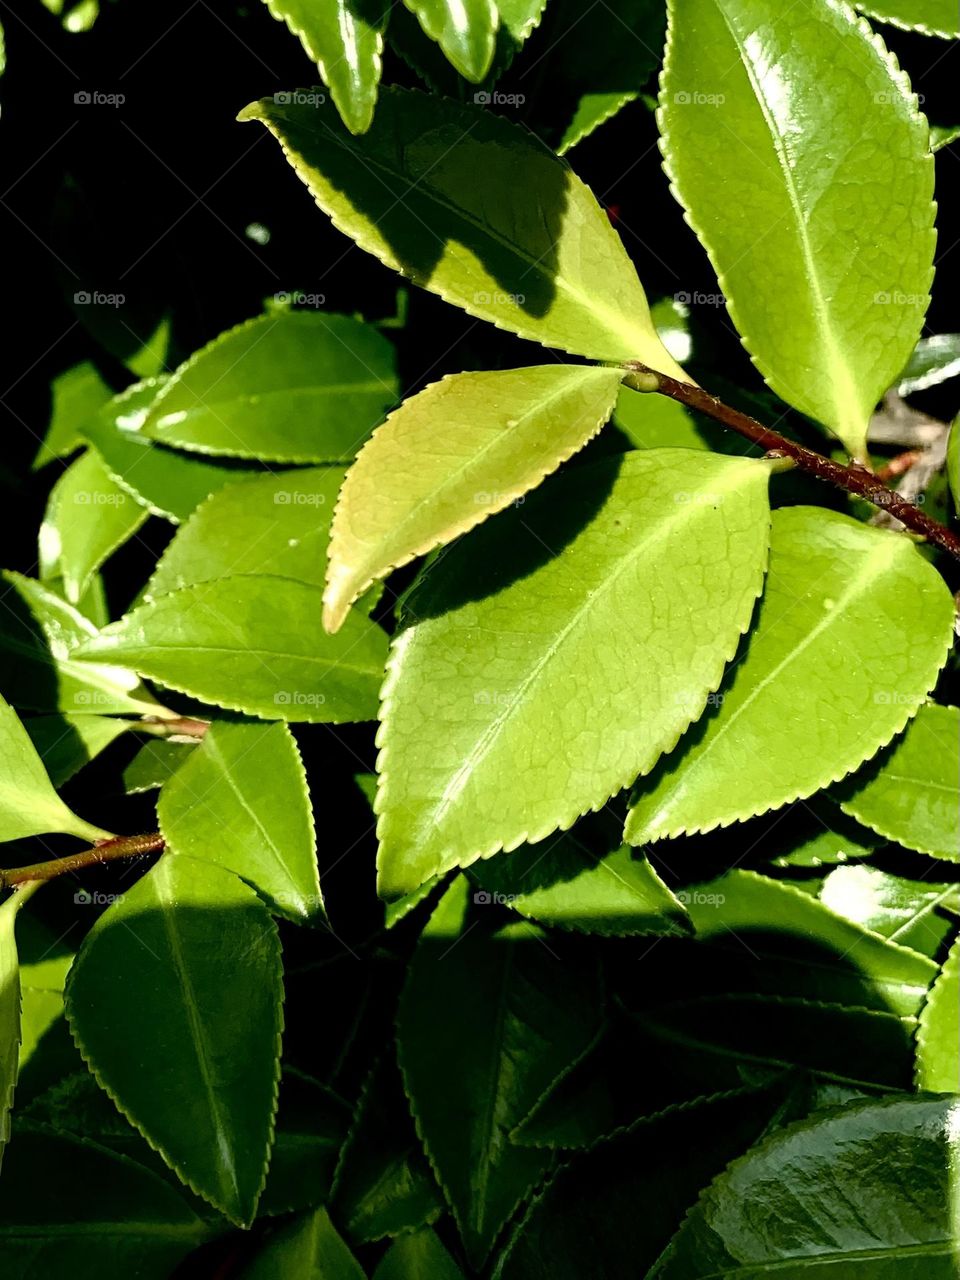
[261,88,572,320]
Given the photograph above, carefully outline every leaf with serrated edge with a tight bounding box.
[916,935,960,1091]
[141,311,397,463]
[397,876,602,1267]
[819,864,958,958]
[158,719,323,921]
[373,1227,466,1280]
[377,449,772,899]
[72,576,388,724]
[856,0,958,38]
[238,86,691,373]
[626,507,954,846]
[39,449,148,604]
[324,364,624,632]
[24,714,130,787]
[65,854,283,1225]
[0,694,108,843]
[659,0,935,457]
[650,1096,959,1278]
[243,1207,365,1280]
[262,0,386,134]
[837,704,960,861]
[403,0,498,81]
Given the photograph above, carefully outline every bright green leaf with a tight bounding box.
[239,86,691,372]
[948,418,959,512]
[377,449,772,898]
[32,361,113,470]
[659,0,935,457]
[651,1096,960,1278]
[0,892,25,1166]
[243,1207,365,1279]
[559,91,640,155]
[916,935,960,1091]
[0,694,108,843]
[374,1227,465,1280]
[158,719,323,921]
[323,364,624,632]
[403,0,498,81]
[65,854,283,1224]
[39,449,148,603]
[819,865,959,958]
[122,739,195,794]
[262,1,387,134]
[626,508,954,845]
[397,876,602,1267]
[837,704,960,860]
[140,311,397,462]
[73,576,388,724]
[856,0,959,37]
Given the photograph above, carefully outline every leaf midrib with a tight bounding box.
[685,1238,953,1278]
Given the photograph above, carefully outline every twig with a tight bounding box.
[624,363,960,565]
[0,833,165,890]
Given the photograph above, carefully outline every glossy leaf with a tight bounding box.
[0,1125,216,1279]
[74,576,388,724]
[243,1207,365,1279]
[660,0,935,457]
[158,719,323,921]
[146,468,345,600]
[626,508,954,845]
[263,0,387,134]
[916,936,960,1091]
[24,714,129,786]
[332,1054,444,1242]
[141,311,398,462]
[82,379,261,523]
[471,838,692,937]
[898,334,960,393]
[0,572,159,717]
[652,1096,960,1278]
[32,361,113,470]
[122,739,195,794]
[948,418,959,512]
[838,704,960,860]
[0,893,24,1165]
[239,86,690,372]
[374,1227,465,1280]
[39,449,148,603]
[65,854,283,1224]
[323,364,624,631]
[819,865,959,958]
[397,877,601,1267]
[559,91,639,155]
[377,449,772,898]
[0,694,108,843]
[403,0,497,81]
[856,0,959,37]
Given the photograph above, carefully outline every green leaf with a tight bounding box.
[856,0,959,37]
[403,0,498,81]
[262,1,387,134]
[948,418,959,513]
[471,837,692,937]
[146,468,345,600]
[559,91,640,155]
[0,892,25,1165]
[397,876,602,1267]
[0,694,108,843]
[259,1072,351,1217]
[65,854,283,1224]
[837,704,960,860]
[239,86,690,372]
[819,865,959,958]
[0,1125,216,1279]
[24,714,130,787]
[243,1207,365,1279]
[898,334,960,393]
[626,508,954,846]
[651,1096,960,1277]
[82,379,262,523]
[123,739,195,794]
[32,361,113,470]
[659,0,935,458]
[73,576,388,724]
[158,719,323,921]
[377,449,772,898]
[932,123,960,151]
[323,364,624,631]
[373,1227,466,1280]
[140,311,398,463]
[39,449,148,603]
[916,935,960,1091]
[0,571,160,717]
[332,1054,444,1242]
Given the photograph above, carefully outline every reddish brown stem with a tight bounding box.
[0,833,165,889]
[624,363,960,564]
